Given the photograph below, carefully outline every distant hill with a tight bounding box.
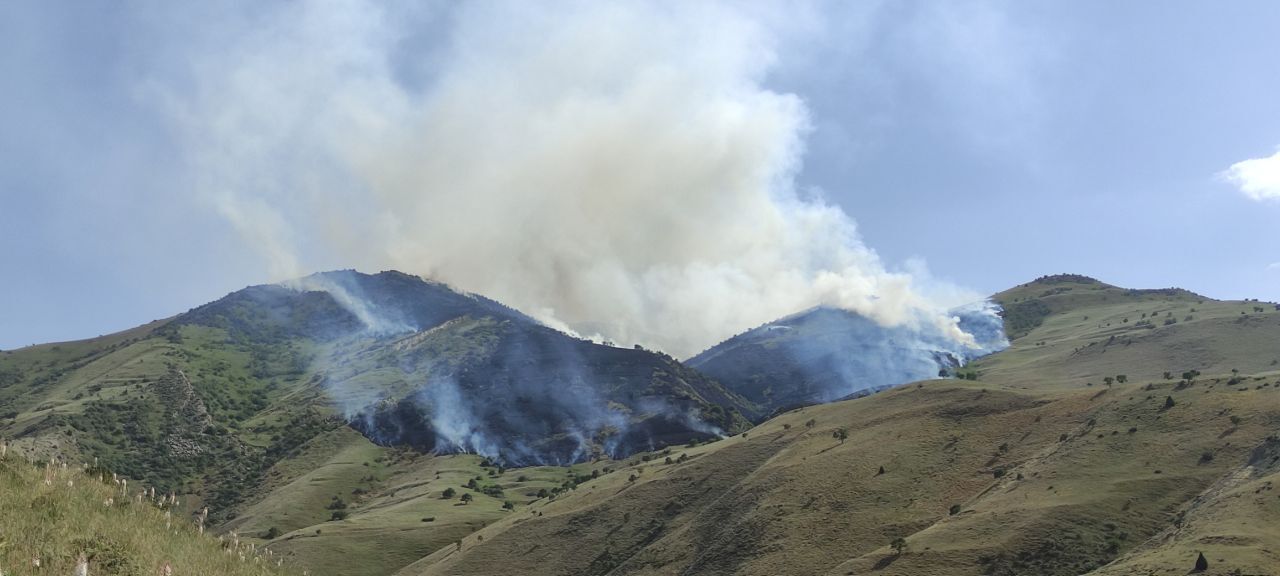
[687,303,1008,414]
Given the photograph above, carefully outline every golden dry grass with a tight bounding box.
[0,454,301,575]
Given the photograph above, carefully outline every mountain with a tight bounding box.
[5,272,1279,576]
[688,302,1008,414]
[0,270,750,522]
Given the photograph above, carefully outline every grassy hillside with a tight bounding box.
[396,276,1280,576]
[0,451,297,575]
[0,270,752,575]
[3,273,1277,575]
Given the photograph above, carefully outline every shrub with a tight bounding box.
[442,487,457,499]
[949,504,961,516]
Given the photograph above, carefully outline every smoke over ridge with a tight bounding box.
[159,1,985,357]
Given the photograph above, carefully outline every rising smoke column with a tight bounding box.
[155,0,985,357]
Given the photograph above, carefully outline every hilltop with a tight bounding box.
[688,302,1007,415]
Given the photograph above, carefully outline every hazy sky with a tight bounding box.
[2,1,1278,350]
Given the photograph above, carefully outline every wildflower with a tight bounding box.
[159,562,173,576]
[73,554,88,576]
[68,479,75,488]
[1,438,7,458]
[30,556,40,567]
[104,497,114,507]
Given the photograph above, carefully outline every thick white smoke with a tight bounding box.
[157,0,982,358]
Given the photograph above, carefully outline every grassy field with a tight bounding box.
[0,451,300,575]
[395,276,1280,576]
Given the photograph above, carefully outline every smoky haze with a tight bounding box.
[160,1,985,357]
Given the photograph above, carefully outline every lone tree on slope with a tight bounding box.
[1193,551,1209,572]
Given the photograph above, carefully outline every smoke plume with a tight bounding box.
[157,1,984,357]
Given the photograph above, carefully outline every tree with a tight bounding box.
[1103,376,1114,387]
[1193,551,1208,572]
[833,428,849,444]
[890,537,907,555]
[442,487,457,499]
[502,501,515,510]
[1116,375,1127,384]
[1164,396,1176,410]
[460,493,473,504]
[805,419,817,429]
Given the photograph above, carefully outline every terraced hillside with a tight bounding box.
[397,276,1280,576]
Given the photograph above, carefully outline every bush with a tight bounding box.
[949,504,961,516]
[329,510,349,521]
[442,487,456,499]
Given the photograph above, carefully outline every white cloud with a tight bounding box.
[1268,262,1280,272]
[1222,148,1280,201]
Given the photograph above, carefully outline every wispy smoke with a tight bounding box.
[154,1,984,357]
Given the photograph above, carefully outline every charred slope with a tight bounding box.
[172,269,754,465]
[344,318,756,465]
[688,304,1007,414]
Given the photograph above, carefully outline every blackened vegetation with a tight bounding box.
[351,319,751,465]
[688,306,1006,414]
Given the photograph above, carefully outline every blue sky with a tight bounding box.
[2,1,1278,350]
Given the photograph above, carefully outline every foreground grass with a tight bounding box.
[0,453,298,575]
